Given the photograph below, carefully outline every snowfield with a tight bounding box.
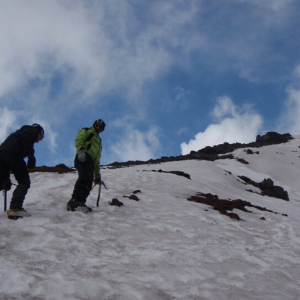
[1,136,300,300]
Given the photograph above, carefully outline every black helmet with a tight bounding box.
[93,119,106,131]
[32,123,44,139]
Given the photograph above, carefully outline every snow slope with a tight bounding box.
[1,136,300,300]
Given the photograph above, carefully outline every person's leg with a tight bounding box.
[7,156,30,209]
[71,160,94,204]
[67,158,94,212]
[0,154,10,190]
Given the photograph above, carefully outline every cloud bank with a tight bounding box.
[0,0,201,159]
[277,66,300,134]
[0,0,299,165]
[181,97,263,154]
[109,125,160,162]
[0,107,17,141]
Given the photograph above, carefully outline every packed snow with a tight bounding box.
[1,136,300,300]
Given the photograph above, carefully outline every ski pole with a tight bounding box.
[3,190,7,212]
[2,181,17,212]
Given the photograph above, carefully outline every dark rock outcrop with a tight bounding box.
[123,194,140,201]
[142,169,191,179]
[193,132,292,156]
[239,176,289,201]
[187,192,288,221]
[28,164,75,174]
[109,198,123,207]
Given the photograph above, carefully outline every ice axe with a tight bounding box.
[94,180,108,207]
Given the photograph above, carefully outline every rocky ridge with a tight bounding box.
[106,131,293,168]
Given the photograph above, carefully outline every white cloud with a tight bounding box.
[0,107,18,141]
[0,0,204,166]
[180,96,263,154]
[0,0,202,104]
[0,0,296,166]
[0,111,57,157]
[277,88,300,134]
[294,66,300,78]
[276,65,300,134]
[174,87,192,110]
[212,96,237,119]
[177,127,189,136]
[0,0,106,99]
[237,0,294,12]
[109,126,160,162]
[0,0,292,119]
[39,123,58,154]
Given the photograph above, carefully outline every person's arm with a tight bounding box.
[21,129,36,168]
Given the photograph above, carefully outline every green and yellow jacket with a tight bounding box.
[75,126,102,175]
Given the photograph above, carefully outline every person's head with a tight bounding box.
[93,119,106,133]
[32,123,44,143]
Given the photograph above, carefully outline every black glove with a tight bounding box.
[2,179,12,191]
[94,174,101,185]
[27,154,36,168]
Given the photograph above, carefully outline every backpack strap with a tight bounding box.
[86,133,94,142]
[81,128,95,142]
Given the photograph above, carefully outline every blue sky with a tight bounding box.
[0,0,300,167]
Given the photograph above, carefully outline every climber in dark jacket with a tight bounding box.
[0,123,44,218]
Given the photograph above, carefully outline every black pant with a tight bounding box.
[0,150,31,209]
[71,157,94,203]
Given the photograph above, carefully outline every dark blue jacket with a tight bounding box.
[0,125,39,158]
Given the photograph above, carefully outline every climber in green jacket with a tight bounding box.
[66,119,106,213]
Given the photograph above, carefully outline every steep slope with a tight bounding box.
[0,136,300,300]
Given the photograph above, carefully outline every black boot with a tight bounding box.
[66,199,92,213]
